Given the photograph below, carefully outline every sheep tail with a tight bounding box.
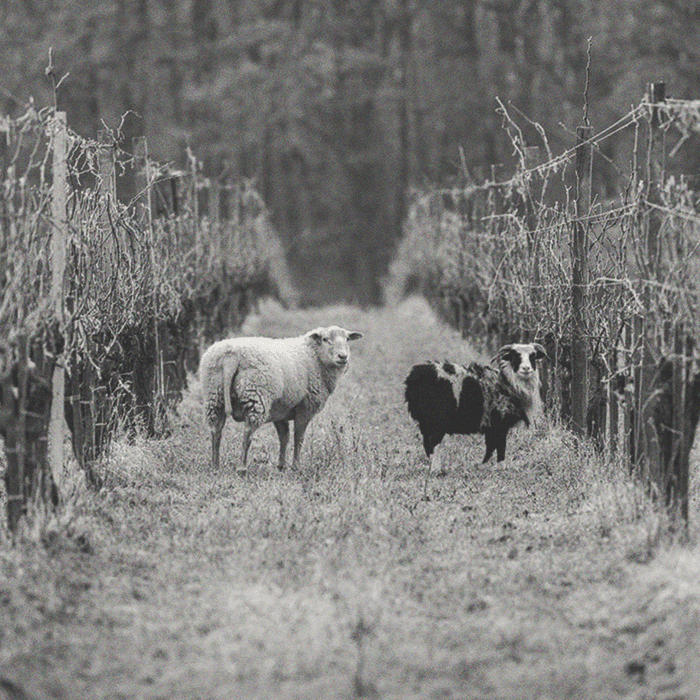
[222,351,241,418]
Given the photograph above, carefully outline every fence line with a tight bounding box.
[0,106,294,531]
[392,82,700,532]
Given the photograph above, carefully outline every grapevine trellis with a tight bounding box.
[392,82,700,531]
[0,107,294,531]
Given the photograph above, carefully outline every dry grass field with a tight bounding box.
[1,297,699,700]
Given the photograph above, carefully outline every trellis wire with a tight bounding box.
[391,83,700,531]
[1,105,293,530]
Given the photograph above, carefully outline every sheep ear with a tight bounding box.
[533,343,549,362]
[347,331,363,341]
[307,329,324,344]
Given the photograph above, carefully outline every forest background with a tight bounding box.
[2,0,699,306]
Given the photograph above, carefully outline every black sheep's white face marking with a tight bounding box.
[434,361,468,402]
[495,343,548,422]
[499,343,547,380]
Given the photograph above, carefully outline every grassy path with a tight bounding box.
[1,298,699,699]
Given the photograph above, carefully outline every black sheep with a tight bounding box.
[405,343,548,469]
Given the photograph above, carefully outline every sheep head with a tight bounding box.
[495,343,548,380]
[306,326,363,369]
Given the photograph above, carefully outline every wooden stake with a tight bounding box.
[571,126,593,436]
[48,111,68,490]
[97,129,117,279]
[635,82,666,490]
[133,136,151,229]
[209,178,222,262]
[645,82,665,279]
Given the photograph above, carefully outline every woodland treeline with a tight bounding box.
[2,0,700,304]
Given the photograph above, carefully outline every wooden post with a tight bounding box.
[48,111,68,490]
[636,82,666,488]
[571,126,593,435]
[607,352,619,456]
[0,125,7,237]
[5,337,29,532]
[134,136,168,435]
[1,112,67,531]
[632,314,646,475]
[133,136,154,316]
[488,164,499,242]
[188,148,201,260]
[645,82,665,277]
[98,130,117,212]
[208,177,222,263]
[522,145,541,291]
[522,145,541,252]
[669,326,687,525]
[133,136,152,229]
[522,146,549,398]
[97,130,117,278]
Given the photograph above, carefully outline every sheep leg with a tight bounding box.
[422,446,443,499]
[421,432,445,498]
[495,432,508,462]
[291,416,310,470]
[430,448,441,475]
[429,445,448,477]
[483,432,496,463]
[210,414,225,471]
[238,390,269,475]
[422,432,443,458]
[239,423,257,476]
[274,420,290,471]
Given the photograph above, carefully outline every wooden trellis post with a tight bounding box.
[98,130,116,217]
[48,111,68,490]
[521,146,542,315]
[1,114,66,532]
[209,178,222,261]
[188,148,201,262]
[571,126,593,436]
[97,129,117,283]
[133,136,151,228]
[0,125,7,235]
[634,82,666,486]
[134,135,167,434]
[2,336,29,532]
[645,82,665,277]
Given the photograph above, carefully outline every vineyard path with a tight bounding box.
[1,297,699,700]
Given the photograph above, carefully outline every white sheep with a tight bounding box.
[199,326,363,473]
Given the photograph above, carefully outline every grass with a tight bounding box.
[1,297,699,699]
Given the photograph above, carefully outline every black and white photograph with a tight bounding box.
[1,1,699,698]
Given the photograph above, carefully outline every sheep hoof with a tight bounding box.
[277,464,285,471]
[236,468,248,478]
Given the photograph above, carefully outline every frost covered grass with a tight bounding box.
[1,297,699,700]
